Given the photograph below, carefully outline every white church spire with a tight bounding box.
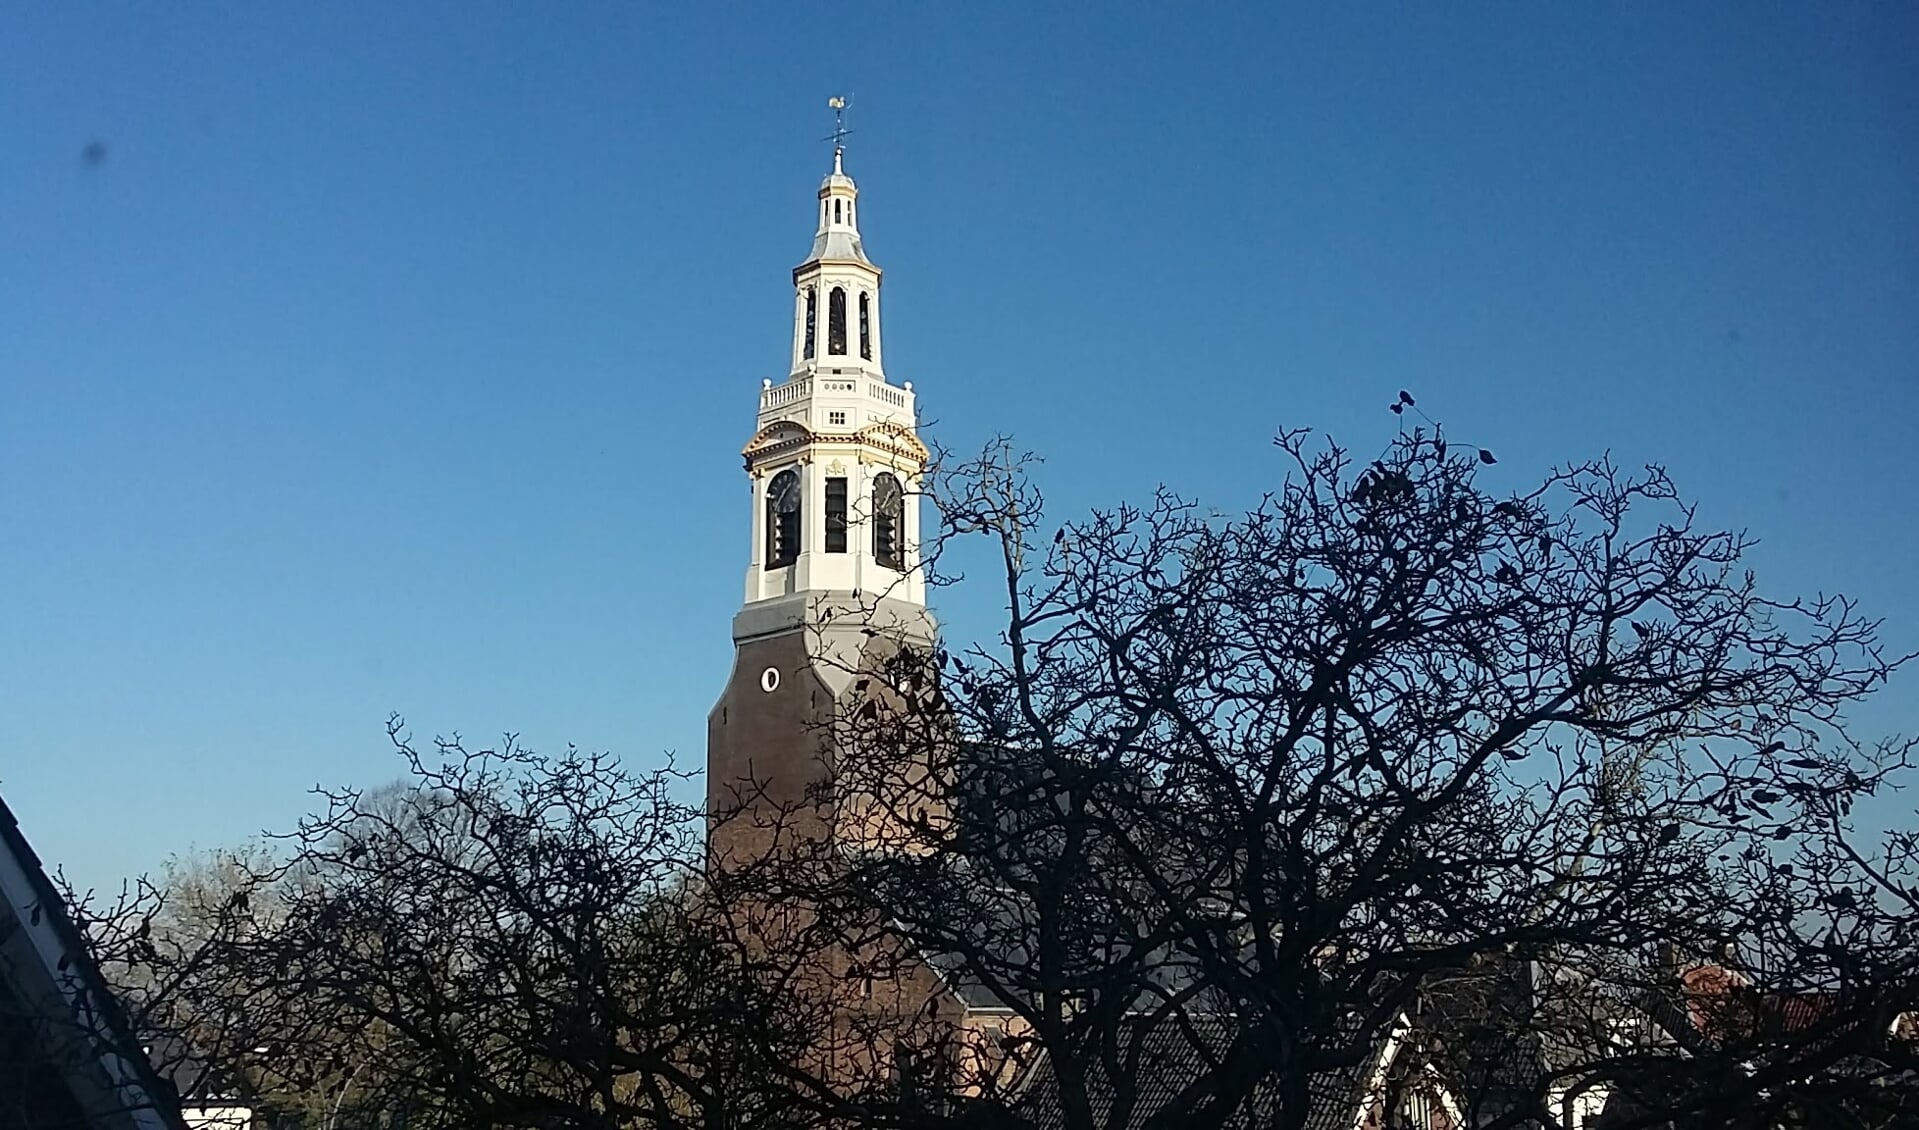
[789,141,883,379]
[739,120,927,609]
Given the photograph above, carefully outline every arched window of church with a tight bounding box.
[828,287,847,355]
[859,292,872,360]
[766,469,802,570]
[834,198,842,223]
[803,287,817,361]
[872,472,904,571]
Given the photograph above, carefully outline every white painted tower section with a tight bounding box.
[739,146,929,610]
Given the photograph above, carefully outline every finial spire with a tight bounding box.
[825,95,853,166]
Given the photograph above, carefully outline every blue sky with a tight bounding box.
[3,3,1914,890]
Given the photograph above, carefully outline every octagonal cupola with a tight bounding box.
[790,145,884,380]
[807,148,873,267]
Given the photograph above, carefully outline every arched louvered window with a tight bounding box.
[872,472,904,571]
[828,287,847,355]
[803,287,816,361]
[766,469,802,569]
[859,292,872,360]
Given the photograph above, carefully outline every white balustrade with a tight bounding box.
[758,373,915,416]
[760,376,813,411]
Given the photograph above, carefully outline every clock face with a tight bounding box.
[771,471,801,512]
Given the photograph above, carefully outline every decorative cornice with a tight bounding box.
[860,420,930,463]
[743,420,812,452]
[742,430,926,475]
[741,420,814,466]
[793,260,885,285]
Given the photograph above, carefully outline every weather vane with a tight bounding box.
[824,95,853,153]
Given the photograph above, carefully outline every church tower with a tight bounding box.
[707,140,938,869]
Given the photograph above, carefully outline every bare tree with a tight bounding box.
[53,849,267,1123]
[88,417,1914,1130]
[771,420,1916,1130]
[145,720,831,1130]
